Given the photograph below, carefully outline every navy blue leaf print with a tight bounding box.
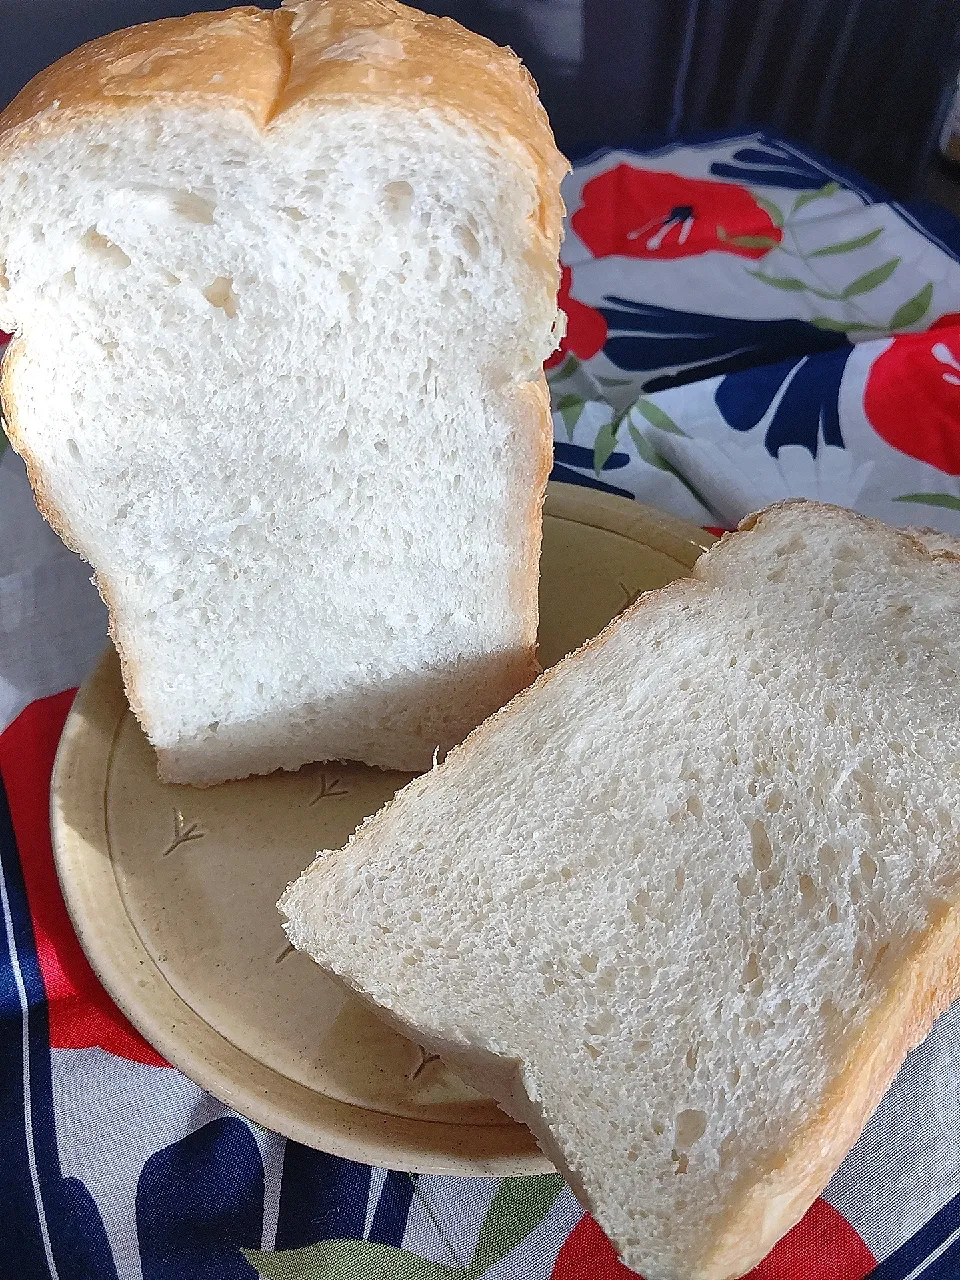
[136,1117,264,1280]
[714,346,854,457]
[598,297,850,390]
[709,144,830,190]
[367,1172,415,1247]
[274,1146,370,1249]
[552,439,634,498]
[49,1178,119,1280]
[554,441,630,473]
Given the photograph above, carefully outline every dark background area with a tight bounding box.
[2,0,960,203]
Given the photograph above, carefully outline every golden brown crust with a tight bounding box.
[0,9,286,146]
[0,0,567,260]
[0,1,566,300]
[280,0,567,267]
[509,374,553,680]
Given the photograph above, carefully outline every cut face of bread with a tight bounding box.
[281,503,960,1280]
[0,1,565,784]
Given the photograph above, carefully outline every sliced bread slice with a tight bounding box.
[0,0,566,784]
[281,501,960,1280]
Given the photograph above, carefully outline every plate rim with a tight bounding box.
[49,483,713,1174]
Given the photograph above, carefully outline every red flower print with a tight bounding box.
[552,1200,874,1280]
[552,1215,636,1280]
[545,264,608,369]
[864,314,960,474]
[746,1199,875,1280]
[571,166,783,262]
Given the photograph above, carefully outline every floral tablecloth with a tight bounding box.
[3,132,960,1280]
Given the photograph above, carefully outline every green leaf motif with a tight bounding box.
[593,418,621,474]
[889,282,934,330]
[546,354,581,385]
[596,375,635,387]
[893,492,960,512]
[808,227,883,257]
[466,1175,565,1278]
[555,393,586,440]
[632,398,686,435]
[727,234,782,250]
[840,257,901,299]
[791,182,840,213]
[747,269,810,292]
[628,424,674,472]
[242,1240,463,1280]
[809,317,887,333]
[627,426,712,507]
[752,194,784,228]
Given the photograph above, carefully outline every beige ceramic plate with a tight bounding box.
[51,483,714,1175]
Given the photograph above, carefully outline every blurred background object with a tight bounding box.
[2,0,960,200]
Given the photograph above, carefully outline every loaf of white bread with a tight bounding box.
[281,502,960,1280]
[0,0,566,784]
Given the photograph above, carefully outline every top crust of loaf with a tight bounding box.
[280,500,960,1279]
[0,0,567,782]
[0,0,566,274]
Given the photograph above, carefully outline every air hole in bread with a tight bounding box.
[329,426,349,455]
[202,276,237,318]
[81,227,131,268]
[456,223,481,261]
[629,891,650,924]
[764,790,783,814]
[749,820,773,872]
[742,952,760,987]
[170,190,216,224]
[685,1044,698,1072]
[66,437,81,462]
[580,952,599,974]
[827,902,840,924]
[280,206,307,221]
[674,1109,707,1150]
[859,853,878,887]
[383,180,414,220]
[798,873,817,906]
